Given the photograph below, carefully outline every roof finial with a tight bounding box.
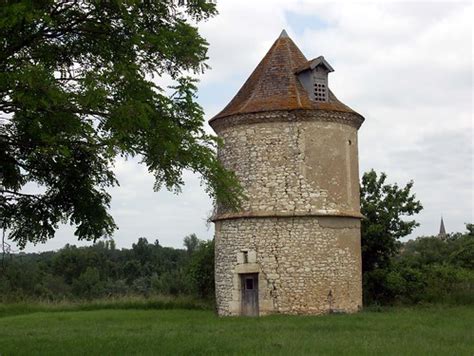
[279,29,289,38]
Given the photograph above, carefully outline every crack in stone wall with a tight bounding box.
[214,112,362,316]
[216,120,359,217]
[215,217,362,316]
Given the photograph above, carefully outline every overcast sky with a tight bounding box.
[17,0,473,253]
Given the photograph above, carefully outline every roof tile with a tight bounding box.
[210,32,360,123]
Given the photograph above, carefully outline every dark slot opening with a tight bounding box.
[245,278,254,290]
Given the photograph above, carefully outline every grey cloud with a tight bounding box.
[18,1,472,252]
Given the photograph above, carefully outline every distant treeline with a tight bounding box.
[0,234,214,302]
[1,229,473,306]
[364,228,474,305]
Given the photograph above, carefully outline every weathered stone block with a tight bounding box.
[210,31,364,317]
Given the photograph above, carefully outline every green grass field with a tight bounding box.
[0,304,472,355]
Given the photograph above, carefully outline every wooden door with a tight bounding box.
[241,273,259,316]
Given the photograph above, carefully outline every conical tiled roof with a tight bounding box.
[210,30,359,123]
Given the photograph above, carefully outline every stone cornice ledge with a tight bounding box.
[211,210,364,222]
[210,109,365,133]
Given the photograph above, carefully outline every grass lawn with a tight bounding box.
[0,305,472,355]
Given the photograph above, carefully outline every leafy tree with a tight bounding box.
[360,170,423,273]
[132,238,153,265]
[187,239,214,299]
[183,233,201,256]
[52,244,88,283]
[466,223,474,236]
[151,269,188,296]
[122,259,141,284]
[449,237,474,269]
[72,266,104,299]
[38,274,71,300]
[401,225,474,270]
[0,1,243,248]
[401,236,449,267]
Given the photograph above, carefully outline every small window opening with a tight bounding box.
[348,139,352,145]
[245,278,254,290]
[243,251,248,264]
[314,82,326,102]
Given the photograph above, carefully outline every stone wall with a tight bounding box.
[214,111,361,219]
[215,217,362,316]
[213,110,363,316]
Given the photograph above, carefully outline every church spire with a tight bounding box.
[438,217,447,238]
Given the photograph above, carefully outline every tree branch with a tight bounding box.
[0,190,41,200]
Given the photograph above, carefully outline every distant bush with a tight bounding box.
[364,228,474,306]
[72,267,105,299]
[103,279,129,296]
[151,270,189,296]
[187,240,215,299]
[2,228,472,307]
[0,236,214,303]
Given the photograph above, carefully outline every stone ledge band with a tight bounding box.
[212,211,364,222]
[209,109,365,132]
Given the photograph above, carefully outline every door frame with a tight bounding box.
[240,273,259,316]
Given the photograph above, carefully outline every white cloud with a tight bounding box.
[18,0,473,252]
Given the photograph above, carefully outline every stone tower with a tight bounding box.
[210,30,365,316]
